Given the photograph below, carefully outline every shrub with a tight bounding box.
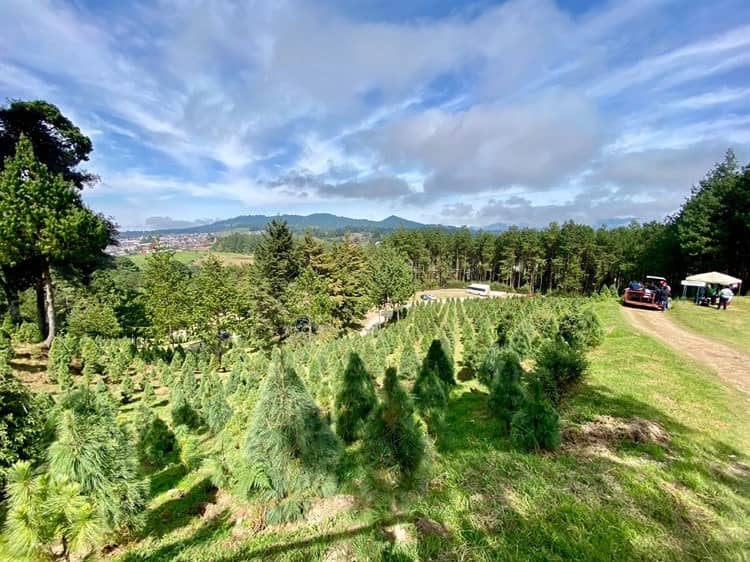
[535,341,588,404]
[364,367,426,482]
[14,321,41,343]
[334,353,377,444]
[487,349,525,434]
[510,376,561,452]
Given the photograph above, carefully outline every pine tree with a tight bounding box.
[422,339,455,387]
[486,349,525,434]
[135,406,179,470]
[364,368,425,482]
[48,388,148,533]
[398,343,421,381]
[142,378,156,404]
[2,460,104,562]
[48,335,73,390]
[242,355,341,522]
[334,353,377,444]
[412,365,447,435]
[510,375,561,452]
[120,375,134,404]
[1,369,46,481]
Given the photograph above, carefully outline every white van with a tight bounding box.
[466,283,491,297]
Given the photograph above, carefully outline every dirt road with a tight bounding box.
[621,306,750,394]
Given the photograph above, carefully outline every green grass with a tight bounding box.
[107,301,750,561]
[125,251,252,269]
[668,296,750,354]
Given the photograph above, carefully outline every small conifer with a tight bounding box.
[412,365,447,435]
[242,354,341,522]
[422,339,455,387]
[364,367,425,481]
[334,353,377,444]
[487,349,525,433]
[510,375,561,452]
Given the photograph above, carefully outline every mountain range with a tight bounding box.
[121,213,460,236]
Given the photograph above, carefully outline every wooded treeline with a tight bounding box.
[384,151,749,294]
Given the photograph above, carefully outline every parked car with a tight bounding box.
[420,294,437,301]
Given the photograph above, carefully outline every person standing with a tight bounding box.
[661,280,671,311]
[718,286,734,310]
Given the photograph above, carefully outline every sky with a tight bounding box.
[1,0,749,230]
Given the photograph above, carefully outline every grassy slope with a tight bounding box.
[126,251,252,269]
[668,296,750,355]
[111,301,750,561]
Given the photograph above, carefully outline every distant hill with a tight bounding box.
[121,213,441,236]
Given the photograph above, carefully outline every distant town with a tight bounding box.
[106,232,216,257]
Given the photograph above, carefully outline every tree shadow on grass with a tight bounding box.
[437,387,506,455]
[208,514,415,562]
[149,463,187,498]
[144,477,217,538]
[120,510,231,562]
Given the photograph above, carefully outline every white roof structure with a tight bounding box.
[684,271,742,286]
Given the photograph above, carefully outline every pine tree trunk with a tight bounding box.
[36,279,48,338]
[42,262,56,348]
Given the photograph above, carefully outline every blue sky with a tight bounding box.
[2,0,749,230]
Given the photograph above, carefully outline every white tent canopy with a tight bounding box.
[684,271,742,286]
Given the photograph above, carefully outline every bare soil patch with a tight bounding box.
[621,306,750,394]
[305,494,358,525]
[564,415,669,448]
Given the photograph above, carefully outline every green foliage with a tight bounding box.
[170,386,202,430]
[242,355,341,522]
[79,336,101,379]
[135,407,179,470]
[412,365,447,435]
[368,244,415,312]
[174,424,203,471]
[48,335,73,390]
[142,247,191,346]
[190,255,238,363]
[2,460,104,562]
[398,342,420,381]
[334,353,377,444]
[0,370,47,475]
[0,135,112,345]
[14,321,42,343]
[142,378,156,405]
[510,376,561,452]
[535,341,589,404]
[120,375,134,404]
[364,367,426,482]
[422,339,455,387]
[48,388,148,534]
[486,349,525,433]
[66,296,121,338]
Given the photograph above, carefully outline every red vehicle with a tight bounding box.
[623,275,665,311]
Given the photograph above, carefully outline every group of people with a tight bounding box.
[696,284,736,310]
[627,279,672,310]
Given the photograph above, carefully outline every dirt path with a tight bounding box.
[621,306,750,394]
